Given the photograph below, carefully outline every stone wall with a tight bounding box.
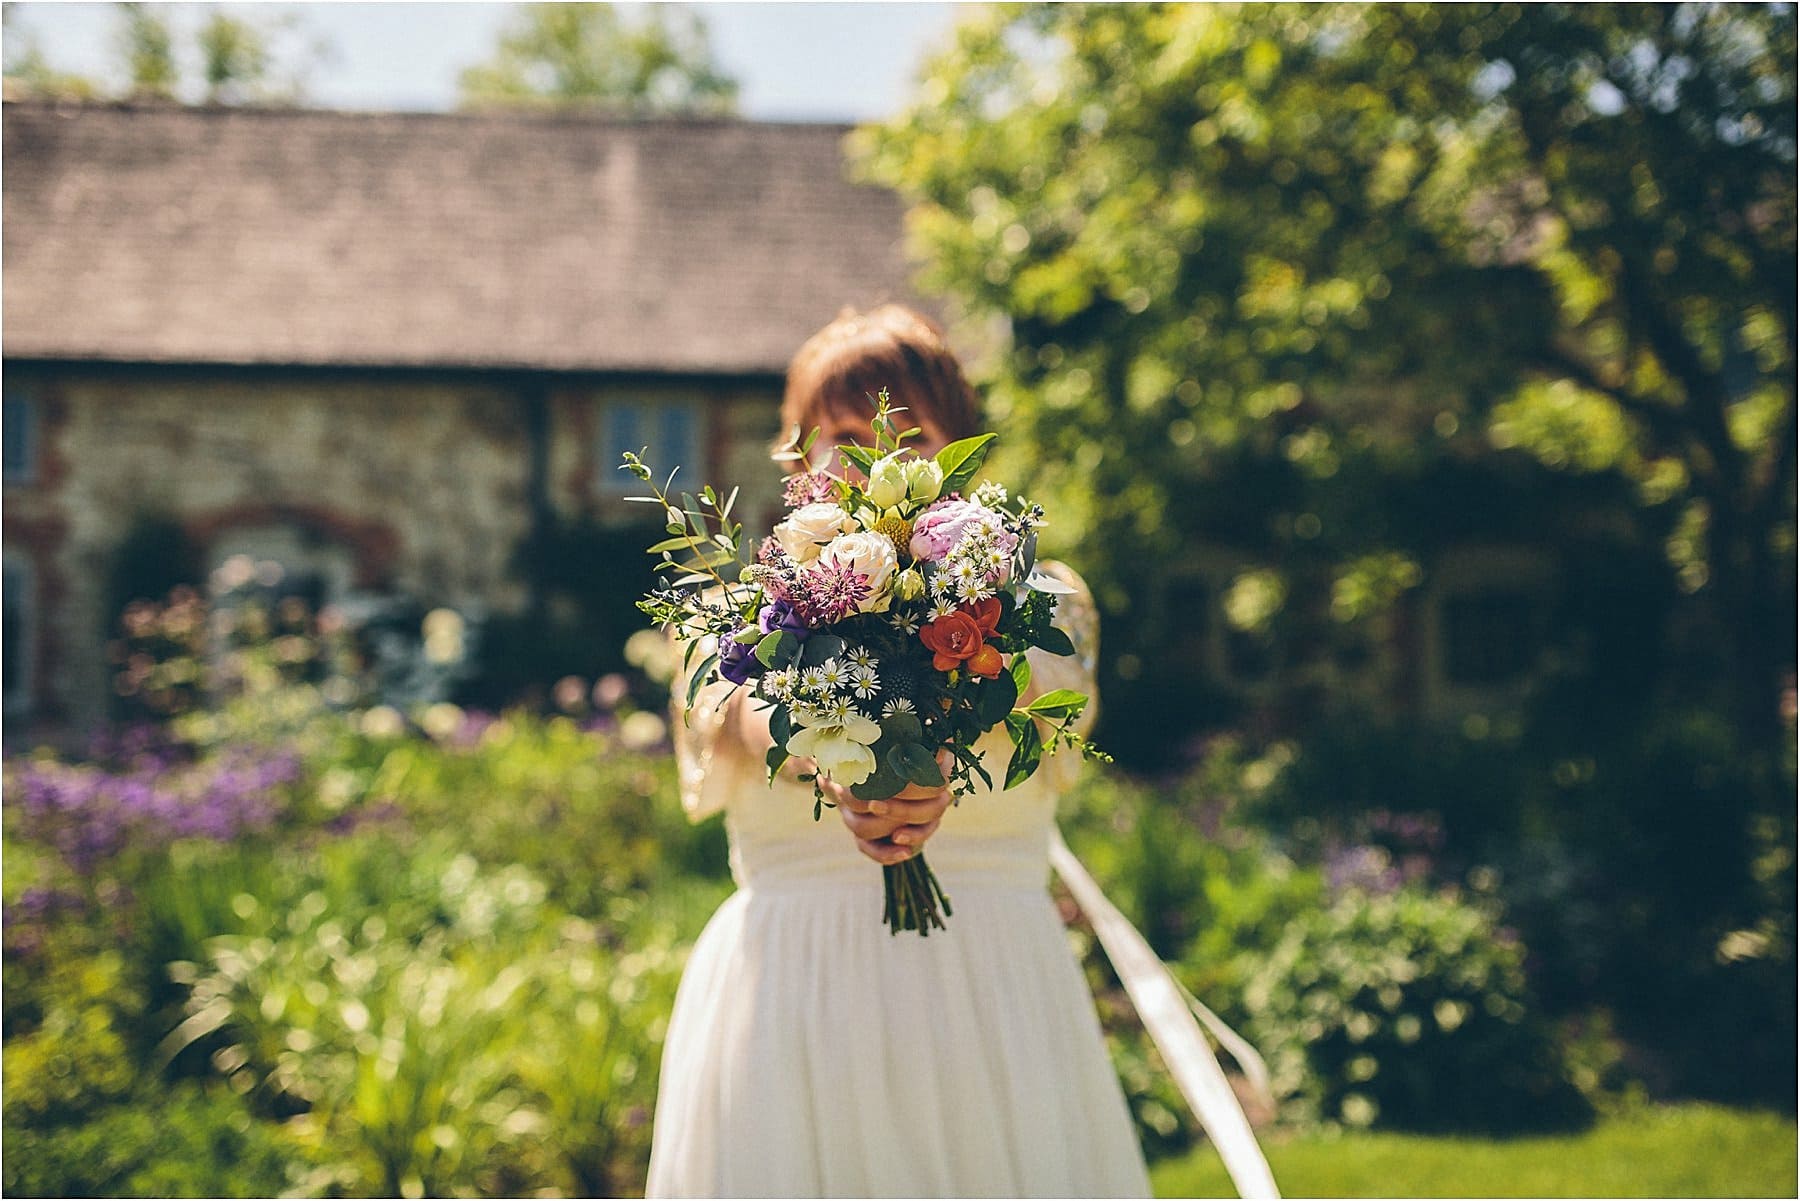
[1,366,790,730]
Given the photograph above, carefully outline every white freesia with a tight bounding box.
[788,711,882,786]
[817,530,900,613]
[867,453,910,508]
[904,457,944,503]
[773,502,855,564]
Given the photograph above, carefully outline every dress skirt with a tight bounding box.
[643,875,1152,1198]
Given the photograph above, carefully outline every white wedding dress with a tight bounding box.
[644,569,1154,1198]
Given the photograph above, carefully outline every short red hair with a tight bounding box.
[779,305,981,459]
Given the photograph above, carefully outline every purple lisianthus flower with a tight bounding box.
[718,628,761,685]
[758,600,810,639]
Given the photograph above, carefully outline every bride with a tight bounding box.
[643,304,1274,1198]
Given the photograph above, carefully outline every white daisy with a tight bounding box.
[847,646,878,670]
[851,666,880,699]
[814,658,852,690]
[881,697,917,717]
[890,612,922,635]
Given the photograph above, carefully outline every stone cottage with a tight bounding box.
[2,99,922,728]
[2,99,1572,742]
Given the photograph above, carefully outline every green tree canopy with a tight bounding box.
[4,4,328,105]
[458,3,739,115]
[856,2,1795,751]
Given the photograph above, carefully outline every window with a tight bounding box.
[1419,545,1556,718]
[4,394,36,484]
[3,554,33,717]
[601,399,703,493]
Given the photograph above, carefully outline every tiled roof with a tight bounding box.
[2,100,922,373]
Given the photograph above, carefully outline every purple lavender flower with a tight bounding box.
[5,743,303,876]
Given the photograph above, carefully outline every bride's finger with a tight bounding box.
[819,777,873,814]
[866,792,951,824]
[855,836,916,866]
[840,807,905,841]
[888,815,942,848]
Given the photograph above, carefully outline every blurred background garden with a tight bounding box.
[2,2,1795,1197]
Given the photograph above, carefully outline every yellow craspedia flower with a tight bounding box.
[872,512,914,554]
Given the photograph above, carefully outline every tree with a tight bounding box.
[3,4,327,106]
[2,7,103,101]
[856,3,1795,751]
[119,3,177,99]
[458,3,738,115]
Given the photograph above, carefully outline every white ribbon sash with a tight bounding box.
[1049,827,1281,1199]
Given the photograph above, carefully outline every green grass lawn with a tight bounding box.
[1151,1104,1797,1198]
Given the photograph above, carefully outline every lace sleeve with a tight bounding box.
[1024,561,1101,791]
[667,630,748,823]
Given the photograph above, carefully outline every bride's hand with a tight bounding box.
[824,750,955,866]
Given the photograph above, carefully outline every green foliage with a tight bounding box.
[3,1079,304,1198]
[6,4,328,105]
[118,3,178,100]
[3,934,144,1126]
[458,2,738,114]
[1240,885,1587,1133]
[856,2,1796,759]
[159,837,684,1197]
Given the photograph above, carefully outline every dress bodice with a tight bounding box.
[718,724,1060,895]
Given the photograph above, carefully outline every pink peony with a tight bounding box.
[908,499,989,563]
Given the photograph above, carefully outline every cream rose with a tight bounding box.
[773,502,855,564]
[816,530,900,613]
[903,457,944,503]
[866,453,910,509]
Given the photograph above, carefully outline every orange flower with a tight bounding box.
[922,600,1007,677]
[967,643,1005,679]
[920,610,984,672]
[965,596,1002,639]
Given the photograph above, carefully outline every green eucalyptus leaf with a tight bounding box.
[686,651,720,709]
[839,445,879,474]
[850,762,908,802]
[890,742,945,788]
[798,634,846,667]
[755,630,800,668]
[880,710,924,743]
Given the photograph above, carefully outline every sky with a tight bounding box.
[2,1,965,121]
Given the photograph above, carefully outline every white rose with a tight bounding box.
[904,457,944,504]
[866,453,910,509]
[773,502,855,564]
[894,567,925,602]
[817,531,899,613]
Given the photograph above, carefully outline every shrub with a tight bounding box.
[1239,884,1589,1132]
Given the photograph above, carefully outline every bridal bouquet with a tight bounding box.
[623,393,1108,935]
